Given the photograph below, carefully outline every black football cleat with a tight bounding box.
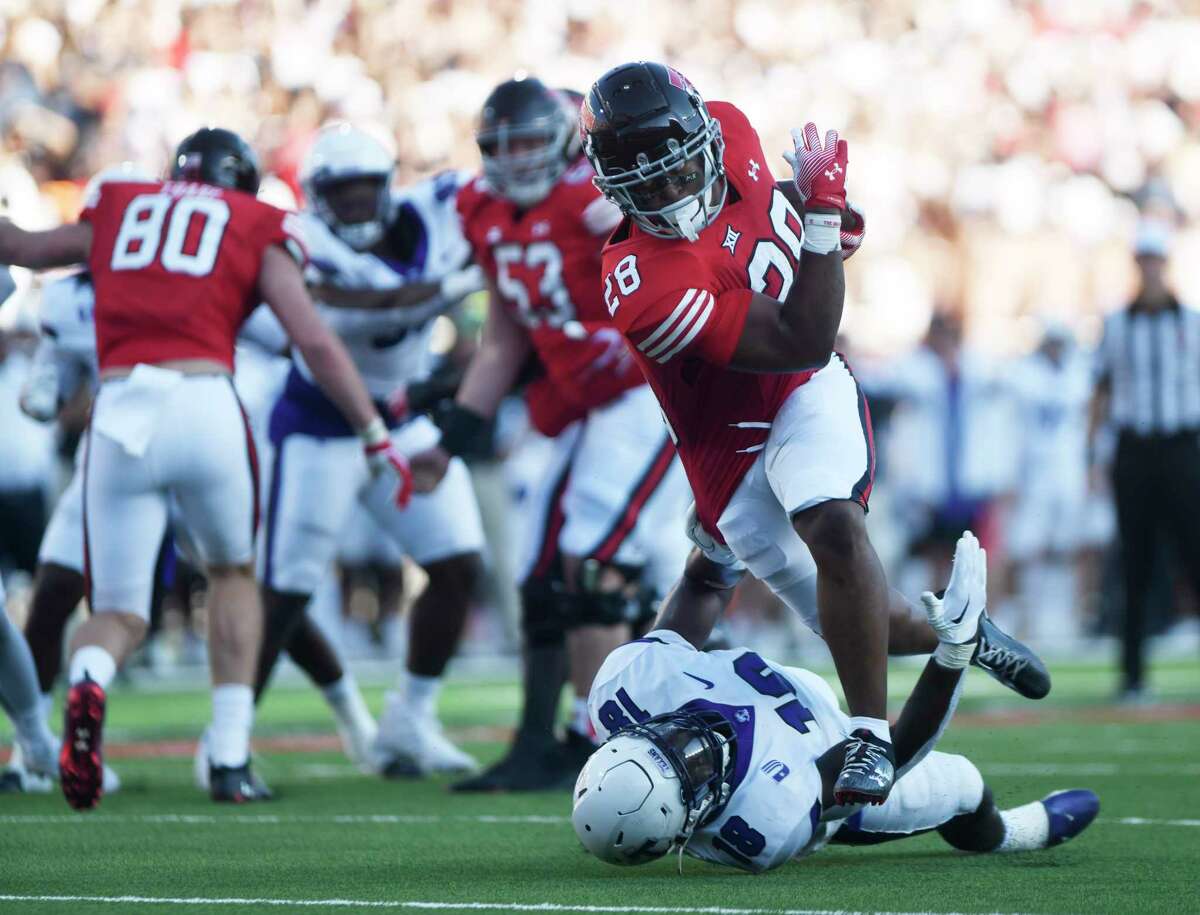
[971,613,1052,699]
[833,729,895,807]
[451,734,577,793]
[60,677,107,811]
[210,762,273,803]
[560,728,598,771]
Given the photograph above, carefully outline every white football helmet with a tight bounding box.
[572,709,735,866]
[300,123,395,251]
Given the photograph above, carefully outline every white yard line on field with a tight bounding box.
[980,762,1200,776]
[1,812,1197,828]
[0,896,1037,915]
[0,813,570,825]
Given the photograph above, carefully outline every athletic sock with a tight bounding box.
[401,671,440,720]
[39,691,53,724]
[67,646,117,689]
[998,800,1051,851]
[210,684,254,768]
[848,716,892,745]
[517,642,568,744]
[570,696,592,738]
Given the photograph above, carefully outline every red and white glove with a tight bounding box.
[359,417,414,509]
[840,200,866,261]
[782,122,849,255]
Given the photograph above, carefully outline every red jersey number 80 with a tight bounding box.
[110,193,230,277]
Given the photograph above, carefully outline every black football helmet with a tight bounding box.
[582,62,726,242]
[171,127,261,194]
[477,76,578,207]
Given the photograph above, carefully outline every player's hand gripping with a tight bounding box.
[783,122,849,212]
[921,531,988,669]
[360,418,414,508]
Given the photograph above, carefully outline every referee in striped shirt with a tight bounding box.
[1089,223,1200,699]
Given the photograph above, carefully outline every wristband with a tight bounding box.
[933,641,975,670]
[357,416,389,449]
[802,211,842,255]
[432,401,493,458]
[440,265,486,302]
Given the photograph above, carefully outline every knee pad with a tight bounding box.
[721,517,820,632]
[575,560,655,628]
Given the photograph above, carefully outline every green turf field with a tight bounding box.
[1,659,1197,915]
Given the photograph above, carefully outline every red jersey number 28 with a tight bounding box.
[110,194,230,277]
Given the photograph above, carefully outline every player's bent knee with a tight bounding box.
[424,552,483,602]
[575,559,654,629]
[791,499,867,564]
[88,609,150,641]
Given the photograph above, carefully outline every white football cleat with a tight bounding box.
[372,692,478,778]
[335,709,379,774]
[5,738,120,794]
[194,726,212,791]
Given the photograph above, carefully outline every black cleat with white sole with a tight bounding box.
[833,729,896,807]
[971,613,1051,699]
[210,763,273,803]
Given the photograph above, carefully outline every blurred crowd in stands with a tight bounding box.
[2,0,1198,674]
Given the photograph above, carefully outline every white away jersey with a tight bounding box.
[588,629,853,873]
[294,170,473,398]
[38,272,99,399]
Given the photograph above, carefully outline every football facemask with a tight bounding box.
[477,109,574,208]
[301,123,395,251]
[572,709,735,866]
[591,119,726,243]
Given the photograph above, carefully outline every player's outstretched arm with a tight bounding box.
[311,265,483,312]
[0,220,91,270]
[652,547,745,648]
[816,532,988,807]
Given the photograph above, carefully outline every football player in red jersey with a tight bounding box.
[580,61,900,805]
[0,128,411,808]
[410,77,693,791]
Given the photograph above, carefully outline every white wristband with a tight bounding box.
[358,416,389,449]
[440,265,485,302]
[802,211,842,255]
[933,640,975,670]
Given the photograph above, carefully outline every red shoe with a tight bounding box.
[60,677,107,810]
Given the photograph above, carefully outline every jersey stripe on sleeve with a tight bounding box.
[636,288,714,364]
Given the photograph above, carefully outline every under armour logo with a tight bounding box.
[824,163,843,181]
[747,159,761,181]
[532,220,551,237]
[486,226,502,244]
[721,225,741,256]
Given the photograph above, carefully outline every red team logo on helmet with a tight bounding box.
[579,94,597,138]
[666,67,692,91]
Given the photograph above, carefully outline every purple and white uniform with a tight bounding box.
[260,173,485,593]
